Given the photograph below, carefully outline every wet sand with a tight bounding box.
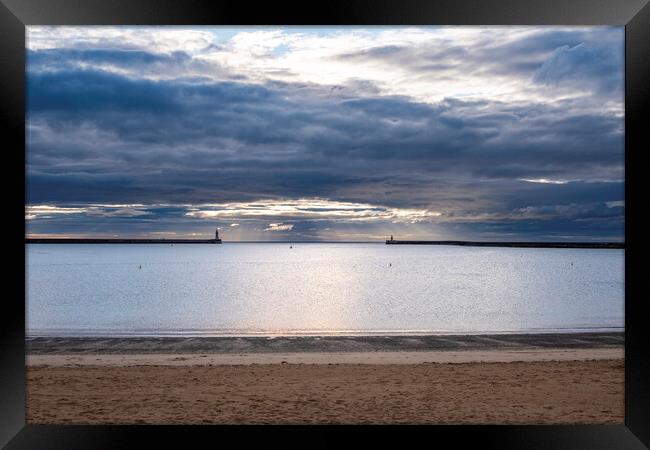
[27,347,623,366]
[26,332,624,354]
[26,332,624,424]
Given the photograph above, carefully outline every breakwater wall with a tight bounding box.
[385,240,624,249]
[26,238,222,244]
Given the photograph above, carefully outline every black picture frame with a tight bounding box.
[2,0,648,448]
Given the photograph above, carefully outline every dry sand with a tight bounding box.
[26,355,623,424]
[26,333,624,424]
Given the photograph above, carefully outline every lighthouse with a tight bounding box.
[214,228,222,243]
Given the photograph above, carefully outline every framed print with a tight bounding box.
[2,0,649,448]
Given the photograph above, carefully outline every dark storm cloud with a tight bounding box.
[28,70,180,114]
[28,48,193,71]
[27,69,622,204]
[27,47,230,83]
[533,42,623,94]
[439,215,624,242]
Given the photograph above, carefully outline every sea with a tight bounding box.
[25,243,624,337]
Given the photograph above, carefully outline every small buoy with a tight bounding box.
[389,263,392,267]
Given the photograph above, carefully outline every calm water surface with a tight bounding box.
[26,243,624,336]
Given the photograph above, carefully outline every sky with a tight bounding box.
[25,26,624,241]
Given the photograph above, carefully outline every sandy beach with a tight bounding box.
[26,332,624,424]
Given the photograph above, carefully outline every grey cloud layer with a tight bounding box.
[26,27,624,240]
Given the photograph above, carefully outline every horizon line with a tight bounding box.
[24,237,625,246]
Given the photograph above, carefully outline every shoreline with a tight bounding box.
[26,331,624,356]
[25,327,623,339]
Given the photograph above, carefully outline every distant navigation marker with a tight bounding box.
[214,228,222,243]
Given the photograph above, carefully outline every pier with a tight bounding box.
[26,229,223,244]
[385,238,624,249]
[25,238,221,244]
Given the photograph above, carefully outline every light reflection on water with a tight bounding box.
[26,243,624,336]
